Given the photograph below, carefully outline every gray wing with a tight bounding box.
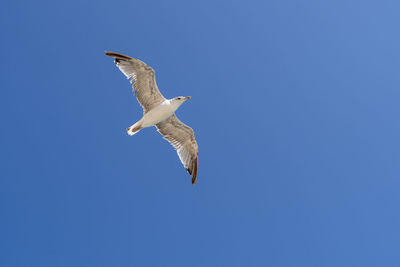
[105,51,166,113]
[156,115,199,184]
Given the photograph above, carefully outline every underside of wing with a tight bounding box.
[105,51,166,112]
[156,115,199,184]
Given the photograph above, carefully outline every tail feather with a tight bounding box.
[127,120,143,136]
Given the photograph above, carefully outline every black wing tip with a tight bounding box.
[105,51,132,60]
[189,158,198,185]
[186,167,197,185]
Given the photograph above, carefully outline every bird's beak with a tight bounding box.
[184,96,191,100]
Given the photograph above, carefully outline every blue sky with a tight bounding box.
[1,0,400,266]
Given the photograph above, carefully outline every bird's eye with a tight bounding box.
[178,97,181,100]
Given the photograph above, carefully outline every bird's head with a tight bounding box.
[171,96,191,106]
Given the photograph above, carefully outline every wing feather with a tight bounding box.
[156,115,199,184]
[105,51,166,112]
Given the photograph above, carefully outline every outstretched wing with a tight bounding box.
[105,51,166,113]
[156,115,199,184]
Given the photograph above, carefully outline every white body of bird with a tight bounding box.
[128,97,189,135]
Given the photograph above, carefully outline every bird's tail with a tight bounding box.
[127,120,143,136]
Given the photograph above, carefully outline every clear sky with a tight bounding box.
[1,0,400,266]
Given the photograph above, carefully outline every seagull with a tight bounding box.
[105,51,199,184]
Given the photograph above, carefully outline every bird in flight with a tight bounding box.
[105,51,199,184]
